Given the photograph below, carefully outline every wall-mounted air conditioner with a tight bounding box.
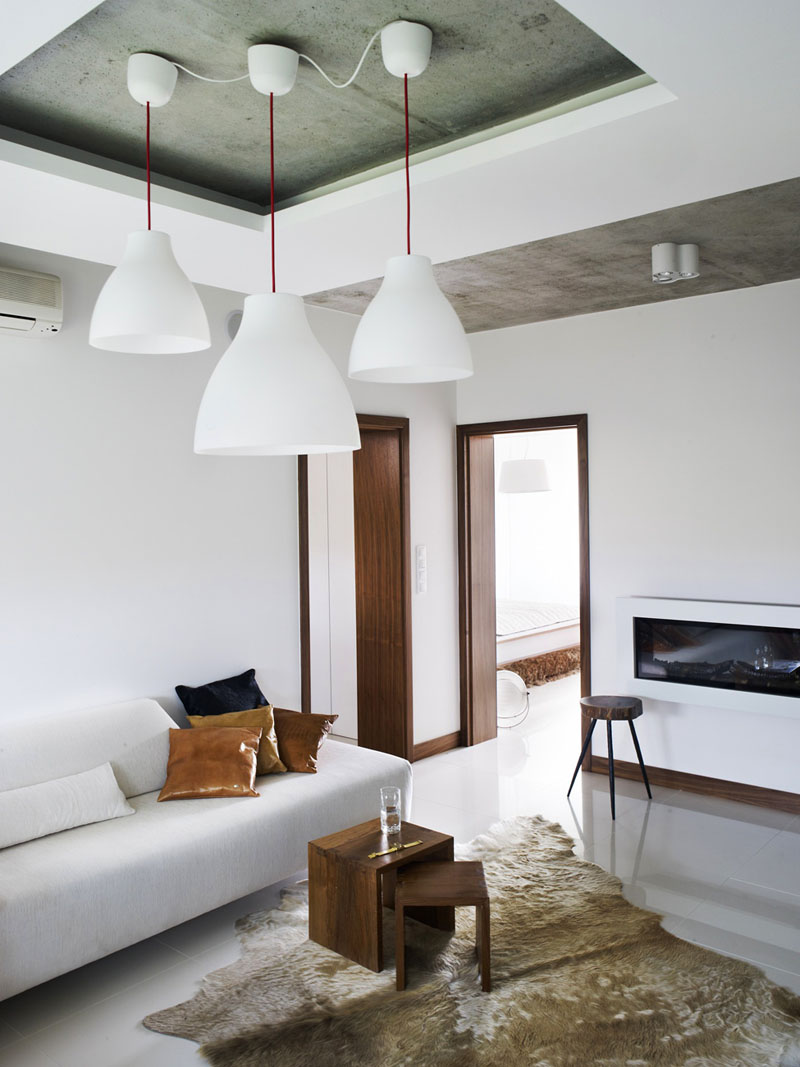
[0,266,63,336]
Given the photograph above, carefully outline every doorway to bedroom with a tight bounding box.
[457,414,590,760]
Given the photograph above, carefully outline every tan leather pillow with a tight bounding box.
[157,727,262,801]
[187,705,286,775]
[273,710,338,773]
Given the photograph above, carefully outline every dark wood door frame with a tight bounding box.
[297,415,413,760]
[457,414,591,757]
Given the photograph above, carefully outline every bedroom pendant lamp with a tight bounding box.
[348,23,473,384]
[194,47,359,455]
[499,458,551,494]
[89,54,210,353]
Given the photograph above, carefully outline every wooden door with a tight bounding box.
[352,417,413,759]
[457,414,590,753]
[457,432,497,746]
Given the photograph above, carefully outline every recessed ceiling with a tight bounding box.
[308,178,800,331]
[0,0,641,211]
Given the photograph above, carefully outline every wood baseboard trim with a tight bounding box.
[413,731,462,763]
[590,757,800,814]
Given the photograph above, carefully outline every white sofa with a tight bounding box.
[0,698,412,1000]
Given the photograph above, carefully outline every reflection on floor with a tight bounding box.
[1,673,798,1066]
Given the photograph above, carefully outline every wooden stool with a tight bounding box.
[567,695,652,820]
[395,861,490,992]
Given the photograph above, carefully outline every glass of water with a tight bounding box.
[380,786,401,835]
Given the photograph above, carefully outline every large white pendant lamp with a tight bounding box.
[194,46,359,456]
[348,22,472,384]
[90,54,210,354]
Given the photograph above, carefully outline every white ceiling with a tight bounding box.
[2,0,799,308]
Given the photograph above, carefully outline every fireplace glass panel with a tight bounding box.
[634,617,800,698]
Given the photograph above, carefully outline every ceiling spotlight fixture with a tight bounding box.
[498,458,551,494]
[348,22,473,384]
[651,242,700,285]
[194,46,360,455]
[89,54,210,353]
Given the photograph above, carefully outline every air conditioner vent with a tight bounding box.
[0,268,61,310]
[0,266,63,336]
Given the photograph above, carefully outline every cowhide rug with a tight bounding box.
[144,816,800,1066]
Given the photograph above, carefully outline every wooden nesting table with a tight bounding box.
[308,819,454,972]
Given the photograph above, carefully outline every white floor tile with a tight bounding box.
[0,1020,23,1050]
[676,913,800,977]
[727,825,800,896]
[26,940,241,1067]
[0,937,188,1037]
[0,1036,60,1066]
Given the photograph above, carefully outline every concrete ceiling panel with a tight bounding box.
[307,179,800,331]
[0,0,640,209]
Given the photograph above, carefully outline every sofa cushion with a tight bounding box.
[0,699,176,798]
[0,763,133,849]
[188,705,285,775]
[273,709,338,773]
[158,727,262,801]
[175,668,268,718]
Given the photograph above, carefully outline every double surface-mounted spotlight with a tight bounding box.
[651,242,700,285]
[89,54,210,353]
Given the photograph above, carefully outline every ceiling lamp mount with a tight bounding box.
[380,21,433,78]
[651,242,700,284]
[126,52,178,107]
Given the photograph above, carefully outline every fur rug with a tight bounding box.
[144,817,800,1066]
[500,646,580,687]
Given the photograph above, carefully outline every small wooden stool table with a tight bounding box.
[395,861,490,992]
[567,695,652,819]
[308,820,454,972]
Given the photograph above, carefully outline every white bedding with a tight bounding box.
[496,599,579,638]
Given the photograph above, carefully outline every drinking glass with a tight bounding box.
[380,786,401,835]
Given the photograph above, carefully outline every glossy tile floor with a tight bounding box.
[2,673,799,1066]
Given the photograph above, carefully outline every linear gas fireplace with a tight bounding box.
[635,617,800,698]
[617,597,800,718]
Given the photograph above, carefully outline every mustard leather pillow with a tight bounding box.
[188,705,286,775]
[273,709,338,773]
[157,727,262,801]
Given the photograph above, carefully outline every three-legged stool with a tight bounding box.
[567,695,652,819]
[395,860,490,992]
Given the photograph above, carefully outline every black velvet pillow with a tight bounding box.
[175,668,269,718]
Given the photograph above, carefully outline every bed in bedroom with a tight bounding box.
[496,599,580,665]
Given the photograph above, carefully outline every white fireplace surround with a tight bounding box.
[616,597,800,720]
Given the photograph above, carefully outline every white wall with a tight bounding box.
[0,243,302,723]
[459,279,800,794]
[494,429,579,605]
[0,242,461,746]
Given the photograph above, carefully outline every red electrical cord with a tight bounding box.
[404,73,411,255]
[270,91,276,293]
[146,101,151,230]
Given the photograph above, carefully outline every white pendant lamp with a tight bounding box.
[194,46,359,456]
[90,54,209,353]
[499,458,551,494]
[195,292,359,454]
[348,23,472,384]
